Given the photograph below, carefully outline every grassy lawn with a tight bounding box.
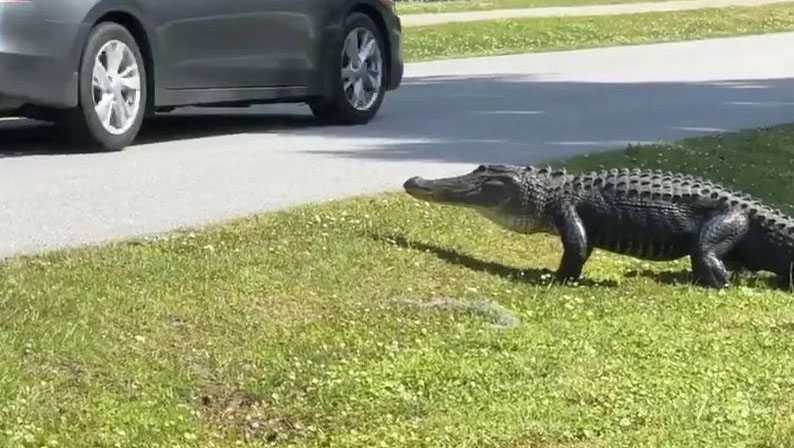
[2,124,794,447]
[403,2,794,61]
[397,0,675,14]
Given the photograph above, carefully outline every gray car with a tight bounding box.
[0,0,403,150]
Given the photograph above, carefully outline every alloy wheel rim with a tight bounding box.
[91,40,142,135]
[341,27,383,112]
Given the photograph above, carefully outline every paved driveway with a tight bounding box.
[2,32,794,258]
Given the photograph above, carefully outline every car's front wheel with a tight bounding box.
[63,22,147,150]
[310,12,387,124]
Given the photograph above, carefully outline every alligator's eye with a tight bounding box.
[476,165,487,172]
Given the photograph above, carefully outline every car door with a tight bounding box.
[146,0,317,90]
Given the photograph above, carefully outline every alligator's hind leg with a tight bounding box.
[554,205,591,283]
[691,210,750,289]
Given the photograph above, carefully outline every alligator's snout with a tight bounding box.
[404,176,436,201]
[403,176,426,191]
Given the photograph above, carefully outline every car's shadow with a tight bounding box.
[0,110,322,158]
[4,73,794,164]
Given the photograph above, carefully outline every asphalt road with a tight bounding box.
[3,32,794,258]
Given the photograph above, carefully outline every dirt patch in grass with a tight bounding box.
[394,296,522,329]
[198,385,303,444]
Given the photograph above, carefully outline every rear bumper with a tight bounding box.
[0,4,81,110]
[0,52,79,110]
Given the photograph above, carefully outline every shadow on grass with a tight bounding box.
[625,268,792,292]
[377,233,791,292]
[371,232,618,288]
[624,269,694,286]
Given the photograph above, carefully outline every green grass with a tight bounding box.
[397,0,674,14]
[2,124,794,447]
[403,3,794,61]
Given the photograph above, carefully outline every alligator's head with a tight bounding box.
[404,165,523,208]
[403,164,552,233]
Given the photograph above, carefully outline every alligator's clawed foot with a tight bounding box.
[691,254,732,289]
[554,271,583,285]
[699,280,731,290]
[692,271,731,289]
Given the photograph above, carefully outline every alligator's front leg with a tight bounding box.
[691,209,750,289]
[554,204,591,283]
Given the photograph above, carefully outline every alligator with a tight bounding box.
[403,165,794,289]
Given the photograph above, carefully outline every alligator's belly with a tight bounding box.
[589,232,691,260]
[581,200,700,260]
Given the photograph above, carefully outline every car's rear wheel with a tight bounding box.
[310,13,386,124]
[63,22,147,150]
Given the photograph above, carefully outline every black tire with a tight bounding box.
[310,12,387,125]
[63,22,147,151]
